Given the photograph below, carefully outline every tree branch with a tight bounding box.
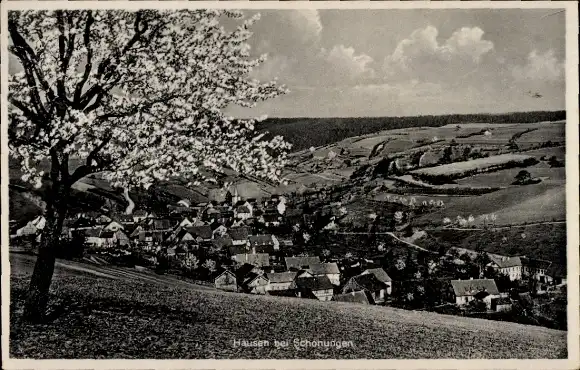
[73,10,94,105]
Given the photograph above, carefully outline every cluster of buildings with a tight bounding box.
[215,255,393,306]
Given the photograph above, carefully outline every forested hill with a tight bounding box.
[257,111,566,152]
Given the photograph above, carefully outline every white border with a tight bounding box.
[1,2,578,370]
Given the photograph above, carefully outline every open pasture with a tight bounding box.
[410,154,535,178]
[455,164,565,187]
[413,182,565,226]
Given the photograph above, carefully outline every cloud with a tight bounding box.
[512,49,564,83]
[383,26,494,82]
[253,10,323,54]
[315,45,375,84]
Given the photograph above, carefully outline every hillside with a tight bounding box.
[9,253,567,359]
[258,111,565,151]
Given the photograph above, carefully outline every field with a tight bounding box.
[10,253,567,359]
[413,181,565,226]
[410,154,535,178]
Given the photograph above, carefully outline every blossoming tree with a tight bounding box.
[8,9,290,322]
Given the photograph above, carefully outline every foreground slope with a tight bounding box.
[10,254,566,359]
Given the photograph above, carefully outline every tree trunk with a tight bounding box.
[23,192,68,323]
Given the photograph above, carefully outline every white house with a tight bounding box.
[450,279,500,309]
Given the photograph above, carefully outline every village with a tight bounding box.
[9,185,567,328]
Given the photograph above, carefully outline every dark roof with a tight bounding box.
[185,226,213,239]
[237,206,251,213]
[333,291,370,305]
[84,227,103,238]
[100,231,115,239]
[294,276,333,291]
[228,227,249,241]
[213,236,233,248]
[229,244,250,256]
[133,210,148,217]
[153,219,173,230]
[114,214,134,223]
[363,268,392,283]
[266,271,297,284]
[285,256,321,270]
[489,255,522,269]
[450,279,500,297]
[248,235,275,246]
[309,262,340,275]
[233,253,270,267]
[520,257,552,270]
[352,274,386,292]
[235,263,260,280]
[494,297,512,305]
[263,214,280,222]
[242,272,268,286]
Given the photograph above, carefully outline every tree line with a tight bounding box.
[257,111,566,151]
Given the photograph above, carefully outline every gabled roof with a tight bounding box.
[236,206,251,213]
[84,227,103,238]
[262,214,280,222]
[333,291,370,304]
[228,227,249,241]
[236,263,260,280]
[349,274,385,292]
[233,253,270,267]
[152,219,173,230]
[213,236,233,248]
[285,256,321,270]
[113,214,134,223]
[133,210,148,217]
[450,279,500,297]
[308,262,340,275]
[294,276,333,291]
[489,255,522,269]
[266,271,297,284]
[248,235,275,246]
[363,268,392,283]
[242,272,269,286]
[520,257,552,270]
[229,244,250,256]
[185,225,213,239]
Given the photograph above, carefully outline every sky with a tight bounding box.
[7,8,567,118]
[226,9,566,118]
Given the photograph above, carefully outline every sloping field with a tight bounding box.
[414,183,565,226]
[10,254,566,359]
[410,154,534,178]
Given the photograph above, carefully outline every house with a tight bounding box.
[103,220,124,232]
[360,268,392,295]
[211,223,228,238]
[332,290,370,305]
[308,263,340,286]
[291,276,334,301]
[261,213,281,227]
[113,230,130,246]
[84,227,105,247]
[450,279,500,309]
[228,227,249,246]
[179,218,194,228]
[132,210,148,223]
[97,231,117,248]
[491,297,513,312]
[235,204,253,220]
[240,273,269,295]
[265,271,297,291]
[129,225,144,239]
[487,255,523,281]
[343,273,388,304]
[233,253,270,267]
[521,257,552,283]
[248,235,280,253]
[214,270,237,292]
[150,219,173,231]
[285,256,321,271]
[185,225,213,241]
